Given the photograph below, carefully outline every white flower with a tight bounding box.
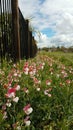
[36,88,40,91]
[14,73,18,76]
[6,102,11,107]
[51,72,53,75]
[25,107,33,115]
[47,94,52,97]
[17,126,21,130]
[56,74,60,78]
[25,120,31,126]
[9,92,15,98]
[24,68,29,75]
[18,74,21,77]
[3,112,7,119]
[13,97,19,103]
[44,90,48,95]
[15,85,20,91]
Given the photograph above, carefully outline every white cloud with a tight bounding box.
[36,33,73,48]
[18,0,40,18]
[18,0,73,48]
[55,13,73,34]
[35,33,51,48]
[40,0,73,15]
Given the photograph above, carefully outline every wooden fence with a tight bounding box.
[19,9,37,59]
[0,0,13,63]
[0,0,37,65]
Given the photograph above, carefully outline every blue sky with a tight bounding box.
[42,28,55,37]
[19,0,73,48]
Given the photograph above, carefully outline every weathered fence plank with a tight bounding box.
[11,0,20,61]
[0,0,37,65]
[0,0,12,63]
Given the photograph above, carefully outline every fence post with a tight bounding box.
[11,0,20,61]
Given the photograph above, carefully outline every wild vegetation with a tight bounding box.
[40,46,73,53]
[0,51,73,130]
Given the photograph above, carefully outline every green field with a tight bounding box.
[39,51,73,66]
[0,51,73,130]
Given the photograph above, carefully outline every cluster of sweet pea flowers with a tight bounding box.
[23,62,37,76]
[23,104,33,126]
[12,104,33,129]
[5,84,20,100]
[23,61,45,77]
[2,84,20,119]
[61,69,68,78]
[7,67,22,84]
[46,79,52,86]
[37,62,45,70]
[44,88,52,97]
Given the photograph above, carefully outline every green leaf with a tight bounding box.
[0,111,3,123]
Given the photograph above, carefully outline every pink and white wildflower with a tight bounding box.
[24,116,31,126]
[5,88,16,98]
[23,104,33,115]
[44,88,52,97]
[33,77,41,85]
[14,84,20,91]
[23,62,29,75]
[29,65,36,76]
[14,72,18,77]
[66,79,71,84]
[3,111,7,119]
[2,104,6,110]
[46,79,52,86]
[13,97,19,103]
[24,88,29,94]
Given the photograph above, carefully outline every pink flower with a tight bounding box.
[3,111,7,119]
[37,63,45,70]
[5,88,16,98]
[5,92,15,98]
[46,80,52,86]
[8,88,16,94]
[47,94,52,97]
[33,77,41,84]
[44,88,52,97]
[29,65,36,76]
[24,88,29,94]
[23,104,33,115]
[14,84,20,91]
[61,70,65,74]
[13,97,19,103]
[12,123,17,129]
[24,116,31,126]
[14,73,18,77]
[66,79,71,84]
[23,62,29,75]
[2,104,6,110]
